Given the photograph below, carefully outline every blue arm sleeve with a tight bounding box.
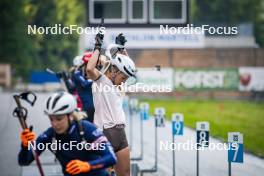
[88,141,117,170]
[82,121,117,170]
[73,70,93,88]
[18,128,53,166]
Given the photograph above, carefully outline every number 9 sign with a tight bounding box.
[172,113,184,135]
[140,102,149,120]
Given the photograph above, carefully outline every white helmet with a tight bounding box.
[44,92,77,115]
[111,53,136,77]
[73,55,83,67]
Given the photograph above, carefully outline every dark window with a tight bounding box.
[94,1,122,19]
[132,1,144,19]
[154,1,182,19]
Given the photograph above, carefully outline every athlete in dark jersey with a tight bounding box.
[72,69,95,123]
[18,92,116,176]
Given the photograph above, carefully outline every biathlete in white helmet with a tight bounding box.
[86,32,136,176]
[18,92,117,176]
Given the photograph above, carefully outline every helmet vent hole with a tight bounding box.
[52,92,64,109]
[54,105,69,114]
[46,97,51,110]
[124,66,132,77]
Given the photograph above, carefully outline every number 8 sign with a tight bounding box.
[196,122,209,147]
[228,132,243,163]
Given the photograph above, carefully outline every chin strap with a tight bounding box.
[110,65,118,85]
[67,114,72,127]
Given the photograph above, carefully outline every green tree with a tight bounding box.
[191,0,264,47]
[25,0,85,71]
[0,0,38,80]
[0,0,85,82]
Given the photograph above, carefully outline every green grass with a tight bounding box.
[142,98,264,158]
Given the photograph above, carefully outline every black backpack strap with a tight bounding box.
[50,131,58,162]
[76,120,87,143]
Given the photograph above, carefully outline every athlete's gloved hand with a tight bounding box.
[66,160,91,175]
[115,33,127,46]
[94,32,104,51]
[115,33,127,51]
[20,128,36,147]
[82,52,93,64]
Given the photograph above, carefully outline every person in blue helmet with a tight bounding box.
[18,92,117,176]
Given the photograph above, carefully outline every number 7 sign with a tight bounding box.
[228,132,244,163]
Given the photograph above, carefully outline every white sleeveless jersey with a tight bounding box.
[92,74,126,129]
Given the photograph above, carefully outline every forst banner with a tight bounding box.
[174,68,239,90]
[132,68,174,92]
[239,67,264,92]
[122,67,264,92]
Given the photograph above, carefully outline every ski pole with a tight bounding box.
[13,92,45,176]
[46,68,76,94]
